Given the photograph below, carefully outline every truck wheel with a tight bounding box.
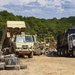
[64,49,68,57]
[62,49,65,56]
[57,50,61,56]
[28,52,33,58]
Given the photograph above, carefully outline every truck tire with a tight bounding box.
[62,49,65,56]
[57,50,61,56]
[64,49,68,57]
[28,52,33,58]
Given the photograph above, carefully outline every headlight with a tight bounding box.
[16,48,21,51]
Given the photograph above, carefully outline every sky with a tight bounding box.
[0,0,75,19]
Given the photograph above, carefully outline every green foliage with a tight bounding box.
[0,10,75,41]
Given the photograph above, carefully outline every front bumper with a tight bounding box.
[15,49,34,55]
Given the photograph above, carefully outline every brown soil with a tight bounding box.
[0,55,75,75]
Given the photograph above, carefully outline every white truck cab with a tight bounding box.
[14,35,34,58]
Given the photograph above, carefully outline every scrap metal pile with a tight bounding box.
[37,42,57,56]
[0,51,27,70]
[44,48,57,57]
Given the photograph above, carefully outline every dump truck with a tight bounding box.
[0,21,26,54]
[57,28,75,57]
[0,21,34,58]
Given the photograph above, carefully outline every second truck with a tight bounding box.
[57,28,75,57]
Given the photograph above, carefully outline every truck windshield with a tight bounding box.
[15,36,25,43]
[25,36,33,42]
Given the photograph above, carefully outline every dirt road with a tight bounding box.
[0,55,75,75]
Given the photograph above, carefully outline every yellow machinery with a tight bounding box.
[44,37,50,47]
[44,36,56,48]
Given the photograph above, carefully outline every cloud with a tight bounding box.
[0,0,75,19]
[0,0,18,5]
[37,0,48,6]
[19,0,36,3]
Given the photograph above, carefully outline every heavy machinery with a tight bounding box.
[0,21,34,58]
[44,36,56,48]
[44,37,50,47]
[57,28,75,57]
[0,53,27,70]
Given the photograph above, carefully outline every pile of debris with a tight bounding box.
[42,48,57,57]
[0,51,27,70]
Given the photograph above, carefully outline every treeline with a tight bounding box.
[0,10,75,41]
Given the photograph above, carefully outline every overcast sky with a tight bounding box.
[0,0,75,19]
